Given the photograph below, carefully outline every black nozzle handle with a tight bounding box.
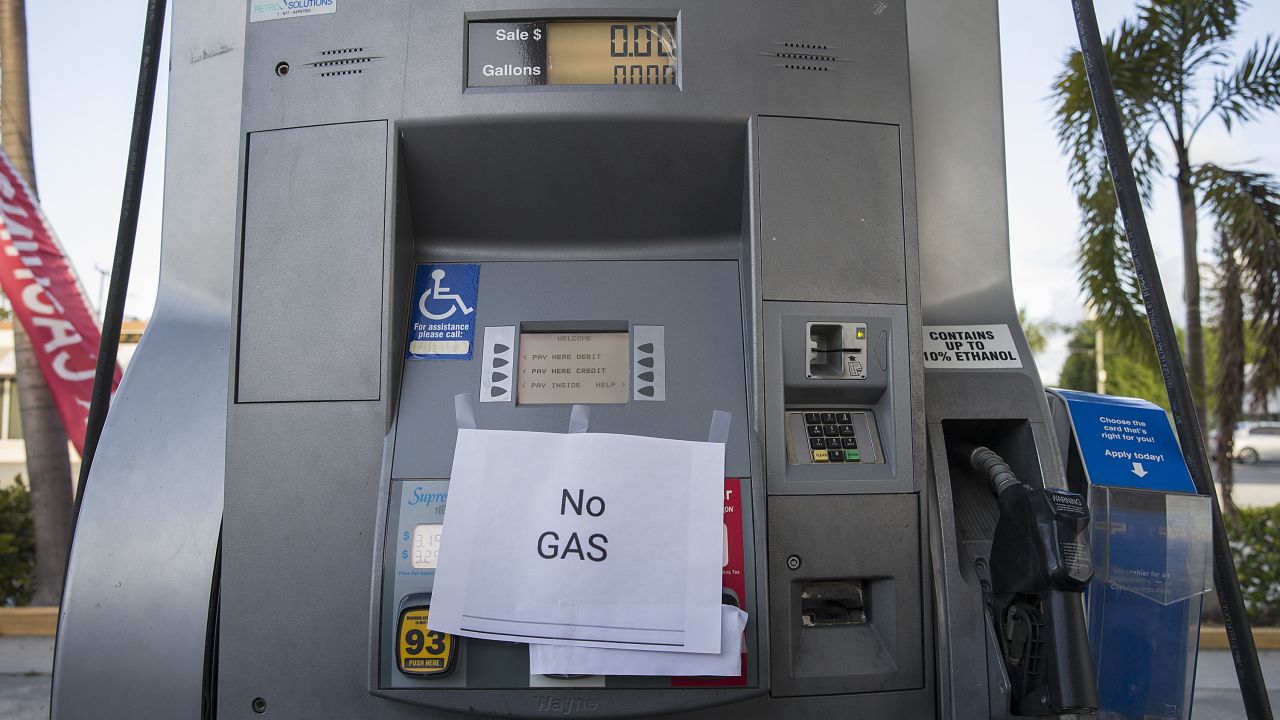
[1043,590,1099,713]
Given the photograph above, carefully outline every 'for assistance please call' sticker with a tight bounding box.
[406,263,480,360]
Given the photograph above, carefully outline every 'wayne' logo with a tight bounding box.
[535,695,600,715]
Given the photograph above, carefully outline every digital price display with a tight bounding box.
[468,20,677,87]
[411,524,443,569]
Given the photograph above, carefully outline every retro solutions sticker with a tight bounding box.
[249,0,336,23]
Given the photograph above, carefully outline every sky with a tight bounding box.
[20,1,1280,384]
[998,1,1280,381]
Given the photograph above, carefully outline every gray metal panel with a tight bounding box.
[907,0,1012,320]
[237,121,388,403]
[758,117,907,305]
[50,0,245,716]
[767,493,924,696]
[239,0,915,136]
[390,261,751,480]
[219,402,402,718]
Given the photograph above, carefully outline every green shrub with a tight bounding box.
[1226,504,1280,626]
[0,476,35,606]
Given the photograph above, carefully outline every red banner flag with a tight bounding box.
[0,150,120,453]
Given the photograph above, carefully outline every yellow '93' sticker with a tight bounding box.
[397,607,455,676]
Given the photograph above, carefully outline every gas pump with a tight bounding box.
[52,1,1124,719]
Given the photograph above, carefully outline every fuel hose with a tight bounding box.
[1069,1,1271,716]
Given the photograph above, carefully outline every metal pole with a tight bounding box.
[1069,1,1272,717]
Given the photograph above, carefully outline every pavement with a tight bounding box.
[0,636,54,720]
[1,635,1278,719]
[1215,461,1280,508]
[1193,646,1280,719]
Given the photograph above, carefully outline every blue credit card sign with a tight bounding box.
[1055,389,1195,493]
[406,263,480,360]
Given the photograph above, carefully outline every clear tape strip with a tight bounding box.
[455,393,477,430]
[708,410,731,444]
[568,405,591,433]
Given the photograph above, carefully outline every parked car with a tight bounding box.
[1232,422,1280,464]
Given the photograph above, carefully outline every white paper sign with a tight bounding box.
[428,428,724,653]
[530,605,747,677]
[922,324,1024,369]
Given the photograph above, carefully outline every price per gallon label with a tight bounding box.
[397,607,455,676]
[922,324,1023,369]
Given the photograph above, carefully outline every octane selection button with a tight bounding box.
[398,607,455,676]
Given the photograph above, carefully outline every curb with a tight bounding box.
[0,606,57,636]
[1201,625,1280,651]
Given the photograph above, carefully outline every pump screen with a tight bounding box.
[467,20,678,87]
[411,524,443,569]
[517,332,630,405]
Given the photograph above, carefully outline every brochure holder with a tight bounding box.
[1049,390,1213,720]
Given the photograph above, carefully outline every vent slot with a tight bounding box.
[764,42,850,72]
[774,52,840,61]
[304,47,384,77]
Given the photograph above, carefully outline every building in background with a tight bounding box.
[0,319,145,486]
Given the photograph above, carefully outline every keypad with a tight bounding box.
[802,411,861,463]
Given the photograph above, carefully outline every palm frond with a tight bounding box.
[1208,35,1280,132]
[1074,177,1152,355]
[1197,163,1280,407]
[1052,21,1167,346]
[1053,22,1166,208]
[1140,0,1241,100]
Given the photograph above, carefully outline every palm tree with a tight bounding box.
[1051,0,1280,438]
[0,0,76,605]
[1201,166,1280,517]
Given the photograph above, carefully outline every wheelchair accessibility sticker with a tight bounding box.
[407,263,480,360]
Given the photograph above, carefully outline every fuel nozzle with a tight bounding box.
[949,441,1099,717]
[952,443,1022,496]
